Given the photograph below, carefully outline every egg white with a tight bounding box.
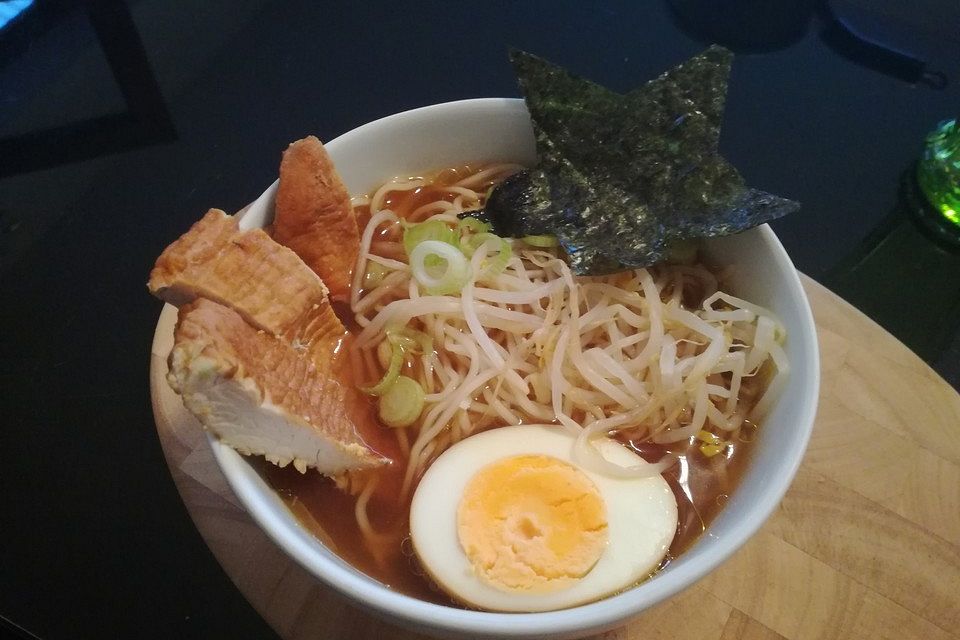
[409,425,678,612]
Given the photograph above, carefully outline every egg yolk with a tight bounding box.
[456,454,609,593]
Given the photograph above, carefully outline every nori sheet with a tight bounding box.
[485,46,800,275]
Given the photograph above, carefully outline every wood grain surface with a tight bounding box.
[150,275,960,640]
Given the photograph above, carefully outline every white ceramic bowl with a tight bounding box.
[212,98,820,639]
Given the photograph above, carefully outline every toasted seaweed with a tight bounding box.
[485,46,799,274]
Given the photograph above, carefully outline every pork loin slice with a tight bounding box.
[273,136,360,302]
[149,208,335,345]
[149,208,393,473]
[168,299,387,474]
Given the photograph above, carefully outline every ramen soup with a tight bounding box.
[254,163,785,611]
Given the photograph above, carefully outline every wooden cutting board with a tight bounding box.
[150,275,960,640]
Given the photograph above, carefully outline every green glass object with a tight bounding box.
[917,119,960,228]
[824,120,960,380]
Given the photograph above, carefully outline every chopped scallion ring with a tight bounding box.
[361,344,404,396]
[521,234,559,248]
[410,240,471,295]
[379,375,425,428]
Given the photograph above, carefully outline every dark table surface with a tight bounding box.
[2,1,959,638]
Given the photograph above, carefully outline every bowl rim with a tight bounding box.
[206,97,820,638]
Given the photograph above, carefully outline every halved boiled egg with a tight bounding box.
[409,425,678,612]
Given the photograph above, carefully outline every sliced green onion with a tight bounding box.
[696,429,726,457]
[457,216,491,235]
[376,337,393,369]
[699,443,726,457]
[363,261,390,289]
[410,240,471,295]
[521,234,559,248]
[387,327,433,355]
[481,235,512,278]
[364,327,433,397]
[459,231,486,257]
[696,429,720,445]
[402,219,458,261]
[378,375,425,428]
[461,232,512,279]
[361,344,404,396]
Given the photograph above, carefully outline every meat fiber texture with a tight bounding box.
[149,208,389,474]
[272,136,360,303]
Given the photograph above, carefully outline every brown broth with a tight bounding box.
[252,164,764,608]
[365,164,497,222]
[622,424,759,563]
[326,331,403,464]
[252,456,458,606]
[253,420,758,607]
